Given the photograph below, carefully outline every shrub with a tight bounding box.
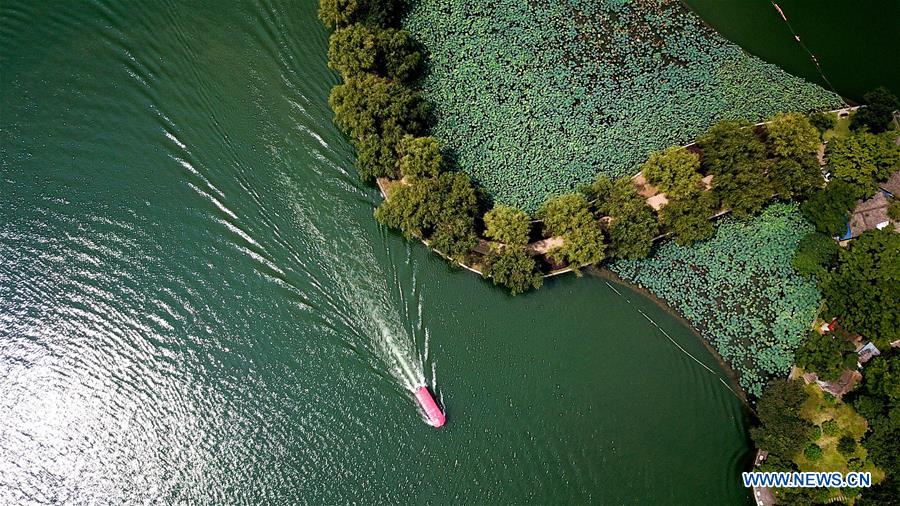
[809,425,822,441]
[837,435,857,456]
[889,200,900,221]
[822,419,839,436]
[804,442,823,461]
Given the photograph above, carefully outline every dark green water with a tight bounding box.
[0,1,753,503]
[684,0,900,102]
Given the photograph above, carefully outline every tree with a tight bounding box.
[329,74,427,180]
[483,247,542,295]
[770,156,823,200]
[809,111,836,136]
[698,120,766,175]
[397,135,442,178]
[328,26,421,82]
[794,331,858,382]
[374,171,478,253]
[354,135,396,179]
[852,87,899,134]
[539,194,606,266]
[318,0,403,30]
[658,190,715,245]
[862,350,900,404]
[837,435,857,456]
[329,74,427,141]
[640,146,703,198]
[751,379,814,458]
[800,180,857,236]
[589,177,658,259]
[804,442,823,460]
[712,161,773,218]
[792,232,839,278]
[484,205,531,247]
[828,131,900,198]
[889,200,900,221]
[822,229,900,345]
[766,112,821,161]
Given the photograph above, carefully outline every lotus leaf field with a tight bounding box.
[611,204,821,396]
[403,0,842,211]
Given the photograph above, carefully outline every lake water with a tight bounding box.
[0,1,755,503]
[684,0,900,102]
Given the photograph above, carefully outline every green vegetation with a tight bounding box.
[851,87,899,134]
[766,112,825,199]
[482,248,542,295]
[328,74,427,180]
[483,205,531,247]
[584,176,658,259]
[403,0,841,211]
[397,135,442,178]
[657,191,716,246]
[810,111,837,135]
[792,232,840,278]
[318,0,403,29]
[327,25,420,82]
[699,120,773,218]
[751,379,813,457]
[794,331,858,382]
[821,229,900,348]
[611,204,820,395]
[800,180,857,237]
[539,194,605,267]
[852,349,900,500]
[827,130,900,198]
[373,172,478,260]
[640,147,703,198]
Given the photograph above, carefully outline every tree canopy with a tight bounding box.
[374,172,478,260]
[800,180,857,236]
[587,176,658,259]
[851,87,899,134]
[640,146,702,198]
[751,379,814,458]
[770,156,823,200]
[539,193,606,266]
[822,228,900,345]
[329,74,427,179]
[827,131,900,199]
[792,232,840,278]
[397,135,442,178]
[699,120,772,218]
[795,331,858,382]
[658,190,715,245]
[483,247,542,295]
[766,112,821,161]
[484,205,531,247]
[318,0,403,30]
[809,111,836,136]
[328,25,421,82]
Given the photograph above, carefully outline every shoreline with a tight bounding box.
[589,266,753,410]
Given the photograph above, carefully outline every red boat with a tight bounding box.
[414,385,445,428]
